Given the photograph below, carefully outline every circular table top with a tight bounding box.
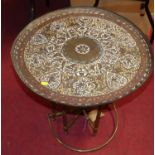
[11,7,152,107]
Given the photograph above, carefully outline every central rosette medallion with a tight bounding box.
[62,37,102,64]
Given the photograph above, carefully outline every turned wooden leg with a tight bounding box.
[62,111,68,134]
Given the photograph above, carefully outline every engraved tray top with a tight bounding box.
[11,7,152,107]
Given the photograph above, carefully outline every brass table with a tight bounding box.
[11,7,152,152]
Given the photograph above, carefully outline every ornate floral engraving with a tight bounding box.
[75,44,90,54]
[40,72,61,89]
[73,78,96,96]
[30,33,48,45]
[120,54,139,69]
[107,72,128,90]
[28,53,46,68]
[10,7,152,107]
[24,14,142,97]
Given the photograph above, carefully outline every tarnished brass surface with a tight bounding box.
[11,7,152,107]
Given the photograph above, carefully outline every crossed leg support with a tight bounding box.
[48,103,118,152]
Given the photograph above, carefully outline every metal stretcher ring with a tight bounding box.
[48,103,118,153]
